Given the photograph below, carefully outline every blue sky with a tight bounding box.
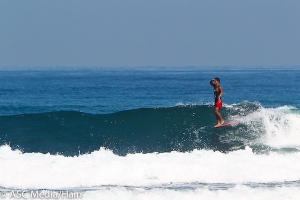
[1,1,300,67]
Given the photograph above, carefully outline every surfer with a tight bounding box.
[210,77,224,127]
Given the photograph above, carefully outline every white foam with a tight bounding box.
[82,186,300,200]
[175,102,197,107]
[237,106,300,148]
[1,145,300,190]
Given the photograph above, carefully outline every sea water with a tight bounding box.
[0,66,300,199]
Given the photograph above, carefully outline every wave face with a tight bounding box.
[0,102,299,156]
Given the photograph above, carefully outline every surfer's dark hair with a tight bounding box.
[214,77,220,83]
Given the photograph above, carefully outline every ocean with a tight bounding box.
[0,66,300,199]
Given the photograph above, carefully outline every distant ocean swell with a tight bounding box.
[0,102,299,156]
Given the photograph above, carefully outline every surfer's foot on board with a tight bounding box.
[214,120,224,127]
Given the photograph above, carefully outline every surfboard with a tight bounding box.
[213,121,239,128]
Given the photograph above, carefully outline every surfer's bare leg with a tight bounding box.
[214,107,224,125]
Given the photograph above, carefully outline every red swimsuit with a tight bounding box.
[215,99,222,109]
[214,90,222,109]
